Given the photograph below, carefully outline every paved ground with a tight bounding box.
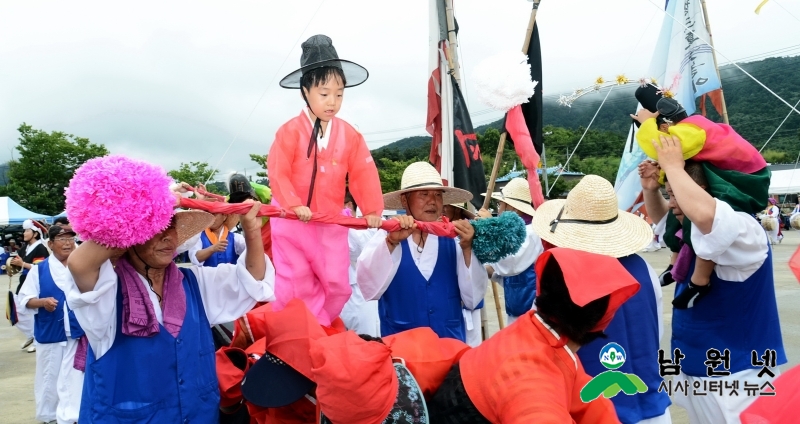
[1,233,799,423]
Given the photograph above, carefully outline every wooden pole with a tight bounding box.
[481,0,542,210]
[492,277,505,330]
[444,0,462,86]
[481,0,542,334]
[699,0,729,124]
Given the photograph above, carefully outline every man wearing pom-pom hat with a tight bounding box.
[357,161,487,342]
[64,155,276,423]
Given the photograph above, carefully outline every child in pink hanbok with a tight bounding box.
[268,35,383,326]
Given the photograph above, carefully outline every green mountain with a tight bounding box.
[374,55,800,160]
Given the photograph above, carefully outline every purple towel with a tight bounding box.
[671,229,696,282]
[114,256,186,338]
[74,336,88,371]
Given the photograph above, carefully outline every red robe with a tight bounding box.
[459,311,620,424]
[268,111,383,216]
[266,111,384,326]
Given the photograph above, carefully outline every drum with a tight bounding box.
[762,218,776,232]
[790,214,800,230]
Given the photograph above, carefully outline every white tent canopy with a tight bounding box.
[769,169,800,195]
[0,196,52,226]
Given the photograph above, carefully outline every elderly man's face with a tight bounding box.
[130,224,178,269]
[402,190,443,222]
[48,234,76,263]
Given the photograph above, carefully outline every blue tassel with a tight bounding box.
[471,212,527,263]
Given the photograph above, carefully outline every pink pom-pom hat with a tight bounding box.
[66,155,212,248]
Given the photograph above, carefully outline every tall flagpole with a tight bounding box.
[445,0,462,86]
[482,0,542,211]
[699,0,730,124]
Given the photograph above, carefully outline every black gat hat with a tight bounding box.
[279,34,368,89]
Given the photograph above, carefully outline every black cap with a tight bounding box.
[228,174,257,204]
[48,225,76,239]
[240,352,314,408]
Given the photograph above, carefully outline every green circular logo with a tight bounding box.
[599,343,626,370]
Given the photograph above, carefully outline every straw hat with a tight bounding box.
[446,203,476,220]
[483,177,536,217]
[383,162,473,210]
[532,175,653,258]
[173,210,214,247]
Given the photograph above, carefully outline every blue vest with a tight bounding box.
[579,255,670,424]
[33,258,85,344]
[380,238,466,341]
[673,245,786,376]
[503,266,537,317]
[79,268,219,423]
[200,231,238,267]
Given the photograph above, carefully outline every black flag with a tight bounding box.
[508,23,544,155]
[450,75,487,209]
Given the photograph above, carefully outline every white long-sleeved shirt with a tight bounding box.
[658,199,769,282]
[18,258,76,341]
[356,230,486,310]
[66,254,276,359]
[188,229,246,266]
[488,225,543,285]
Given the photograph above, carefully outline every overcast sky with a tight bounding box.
[2,0,798,180]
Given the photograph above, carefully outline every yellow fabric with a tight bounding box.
[755,0,770,14]
[636,118,707,161]
[204,226,229,245]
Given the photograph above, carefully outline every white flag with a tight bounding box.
[649,0,722,115]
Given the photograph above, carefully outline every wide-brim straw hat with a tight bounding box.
[532,175,653,258]
[383,162,473,210]
[173,210,214,248]
[482,177,536,217]
[279,35,368,89]
[446,203,476,220]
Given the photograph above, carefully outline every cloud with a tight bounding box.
[1,0,797,180]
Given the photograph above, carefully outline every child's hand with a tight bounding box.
[477,208,493,219]
[638,160,661,191]
[364,214,382,229]
[212,239,229,252]
[630,109,659,124]
[292,206,313,223]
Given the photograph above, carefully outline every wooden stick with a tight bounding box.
[481,132,508,210]
[483,0,541,334]
[699,0,729,124]
[492,278,505,330]
[444,0,462,86]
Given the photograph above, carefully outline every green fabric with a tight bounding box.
[250,181,272,224]
[662,164,769,251]
[250,181,272,204]
[664,212,683,252]
[703,164,770,215]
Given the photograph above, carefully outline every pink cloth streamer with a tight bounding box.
[505,105,546,208]
[179,197,457,237]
